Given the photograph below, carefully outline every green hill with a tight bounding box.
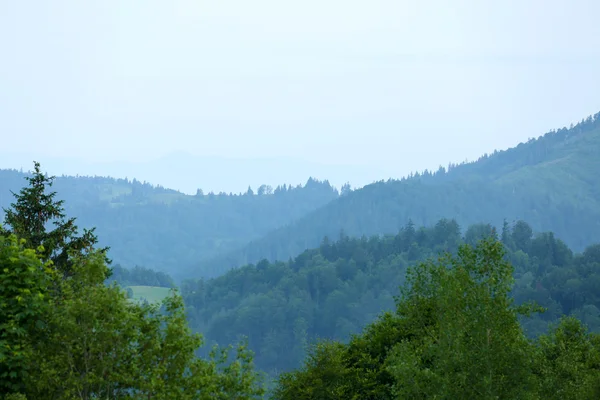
[181,218,600,375]
[198,112,600,276]
[0,172,339,279]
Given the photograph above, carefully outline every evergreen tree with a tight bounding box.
[2,162,109,278]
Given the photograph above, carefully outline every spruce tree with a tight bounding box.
[2,161,109,277]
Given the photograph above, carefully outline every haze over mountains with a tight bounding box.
[2,112,600,280]
[0,151,392,195]
[193,113,600,275]
[0,171,341,280]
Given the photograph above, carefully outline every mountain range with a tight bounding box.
[1,112,599,280]
[194,112,600,277]
[0,151,389,195]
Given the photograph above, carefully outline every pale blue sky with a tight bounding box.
[1,0,599,193]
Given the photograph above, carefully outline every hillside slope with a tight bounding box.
[0,172,339,278]
[182,218,600,375]
[200,112,600,275]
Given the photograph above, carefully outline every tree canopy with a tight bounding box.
[0,163,265,399]
[181,216,600,387]
[274,239,600,399]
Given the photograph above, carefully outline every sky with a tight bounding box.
[1,0,599,194]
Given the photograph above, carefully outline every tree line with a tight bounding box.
[107,264,175,288]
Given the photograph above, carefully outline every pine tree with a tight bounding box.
[2,162,109,278]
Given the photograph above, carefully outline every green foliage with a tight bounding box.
[4,394,27,400]
[386,239,534,399]
[0,165,265,399]
[183,217,600,381]
[274,341,347,400]
[0,233,53,393]
[534,317,600,399]
[274,239,600,399]
[24,254,264,399]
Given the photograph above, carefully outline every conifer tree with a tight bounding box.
[2,161,109,278]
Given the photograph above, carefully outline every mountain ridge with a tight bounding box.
[195,112,600,277]
[0,171,340,279]
[0,152,387,196]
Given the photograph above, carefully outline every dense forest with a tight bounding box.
[3,160,600,397]
[181,217,600,377]
[0,170,339,279]
[202,113,600,275]
[274,238,600,399]
[3,114,599,282]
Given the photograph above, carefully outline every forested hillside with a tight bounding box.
[0,170,339,279]
[3,113,599,281]
[107,264,176,288]
[4,152,599,399]
[181,218,600,377]
[273,238,600,400]
[202,113,600,275]
[0,164,265,398]
[4,165,599,398]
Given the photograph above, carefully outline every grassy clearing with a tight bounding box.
[128,285,173,304]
